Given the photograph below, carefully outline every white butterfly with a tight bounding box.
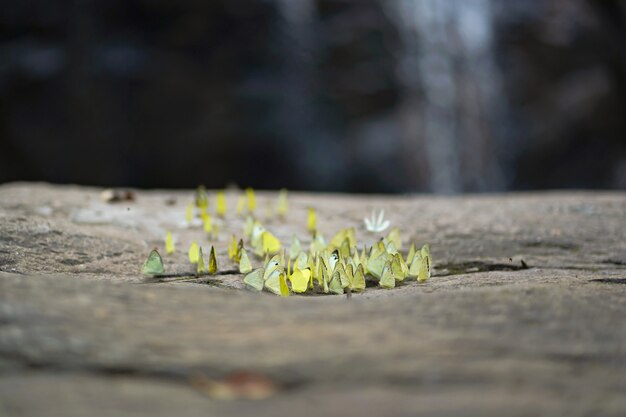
[364,209,390,233]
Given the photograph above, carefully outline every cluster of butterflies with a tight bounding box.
[141,186,433,296]
[241,227,431,296]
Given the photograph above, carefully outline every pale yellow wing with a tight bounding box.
[328,270,344,295]
[352,264,366,292]
[379,262,395,289]
[165,231,175,255]
[197,247,206,274]
[243,268,264,291]
[188,241,199,264]
[289,267,310,293]
[239,248,252,274]
[216,191,227,217]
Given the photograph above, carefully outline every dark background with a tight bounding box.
[1,0,625,193]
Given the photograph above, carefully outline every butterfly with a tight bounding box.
[276,188,288,218]
[288,266,310,293]
[366,251,389,280]
[351,264,366,292]
[186,203,195,224]
[197,247,206,274]
[208,246,217,275]
[165,231,175,254]
[307,208,317,233]
[379,261,395,288]
[309,232,326,255]
[188,241,200,264]
[196,185,209,209]
[254,230,281,256]
[236,195,246,216]
[329,228,356,249]
[203,215,213,234]
[239,248,252,274]
[288,236,302,260]
[246,188,257,212]
[142,249,165,276]
[391,252,408,281]
[216,191,227,217]
[364,209,390,233]
[328,269,344,295]
[386,228,402,250]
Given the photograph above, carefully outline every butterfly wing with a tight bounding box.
[142,249,165,276]
[244,268,264,291]
[352,264,366,292]
[239,248,252,274]
[328,270,344,295]
[208,246,218,275]
[188,242,199,264]
[379,262,395,288]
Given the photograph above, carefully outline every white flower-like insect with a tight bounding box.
[364,209,390,233]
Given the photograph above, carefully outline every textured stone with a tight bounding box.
[0,183,625,416]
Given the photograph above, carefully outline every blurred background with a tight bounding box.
[1,0,625,193]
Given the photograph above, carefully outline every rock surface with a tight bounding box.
[0,183,625,416]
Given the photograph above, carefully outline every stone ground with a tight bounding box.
[0,183,625,417]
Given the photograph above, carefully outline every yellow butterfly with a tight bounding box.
[352,264,366,292]
[309,232,327,255]
[366,251,389,279]
[295,251,308,271]
[334,263,350,288]
[379,262,395,289]
[186,203,194,224]
[243,268,264,291]
[263,254,282,278]
[408,245,432,282]
[288,236,302,260]
[406,243,416,264]
[246,187,257,212]
[276,188,288,218]
[329,228,356,249]
[216,191,227,218]
[419,244,431,282]
[328,269,344,295]
[188,241,200,264]
[239,247,252,274]
[391,252,408,281]
[321,261,330,293]
[228,235,238,260]
[264,267,289,296]
[235,239,244,263]
[386,227,402,251]
[236,195,246,216]
[165,231,175,255]
[289,266,310,293]
[408,252,421,279]
[203,215,213,234]
[208,246,217,275]
[243,216,255,238]
[307,208,317,233]
[197,247,206,274]
[359,246,368,268]
[196,185,209,209]
[259,231,281,255]
[250,221,266,249]
[142,249,165,276]
[339,238,351,260]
